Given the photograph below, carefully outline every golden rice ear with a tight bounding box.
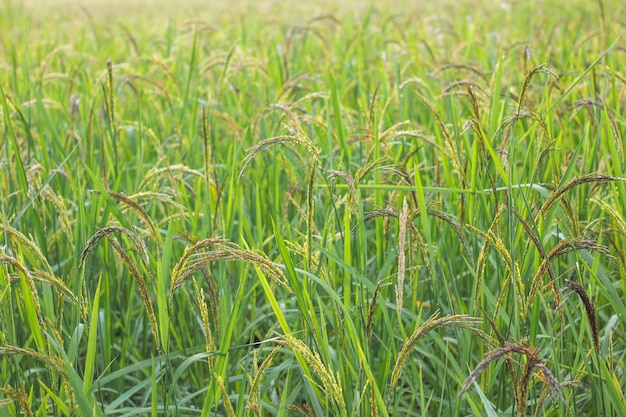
[535,362,564,402]
[0,383,32,417]
[591,197,626,234]
[536,174,623,221]
[460,341,563,416]
[1,255,75,302]
[239,132,320,180]
[328,168,358,209]
[467,204,505,313]
[247,345,281,416]
[306,160,317,270]
[413,91,466,188]
[170,237,227,293]
[517,64,558,116]
[527,238,608,311]
[103,231,161,351]
[170,238,290,296]
[0,222,55,276]
[79,226,160,351]
[0,254,46,333]
[192,277,215,366]
[0,345,66,377]
[391,312,484,389]
[108,190,161,248]
[215,374,235,417]
[276,334,346,414]
[79,226,150,273]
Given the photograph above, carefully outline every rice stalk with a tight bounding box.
[108,190,161,248]
[24,165,75,252]
[378,120,411,142]
[105,59,115,129]
[277,334,346,414]
[214,373,235,417]
[283,239,321,280]
[536,174,623,220]
[359,208,429,267]
[0,222,55,276]
[0,384,32,417]
[42,188,76,252]
[602,100,623,158]
[79,225,149,271]
[390,312,483,388]
[370,378,379,417]
[413,91,466,188]
[480,307,519,400]
[79,226,160,351]
[328,168,358,209]
[396,197,408,313]
[138,164,204,191]
[192,277,215,367]
[556,280,600,354]
[0,254,46,337]
[570,98,603,129]
[591,197,626,234]
[169,238,226,288]
[107,232,160,350]
[494,108,550,149]
[517,64,558,116]
[26,270,75,302]
[492,260,525,319]
[466,85,482,120]
[467,205,505,312]
[128,191,189,215]
[459,341,562,416]
[527,237,608,309]
[170,238,290,296]
[247,345,281,416]
[0,345,66,377]
[239,134,320,179]
[366,278,385,337]
[25,165,47,235]
[306,161,317,270]
[424,207,471,261]
[534,362,564,402]
[436,63,490,83]
[354,157,387,185]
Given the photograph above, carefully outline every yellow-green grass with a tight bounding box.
[1,0,625,416]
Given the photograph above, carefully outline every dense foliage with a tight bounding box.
[1,0,625,415]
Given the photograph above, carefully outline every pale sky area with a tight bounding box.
[15,0,369,22]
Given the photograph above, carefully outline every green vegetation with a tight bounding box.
[1,0,625,415]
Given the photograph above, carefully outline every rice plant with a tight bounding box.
[1,0,625,415]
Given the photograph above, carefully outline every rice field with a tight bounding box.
[1,0,625,415]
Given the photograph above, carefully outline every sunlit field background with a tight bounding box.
[1,0,626,415]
